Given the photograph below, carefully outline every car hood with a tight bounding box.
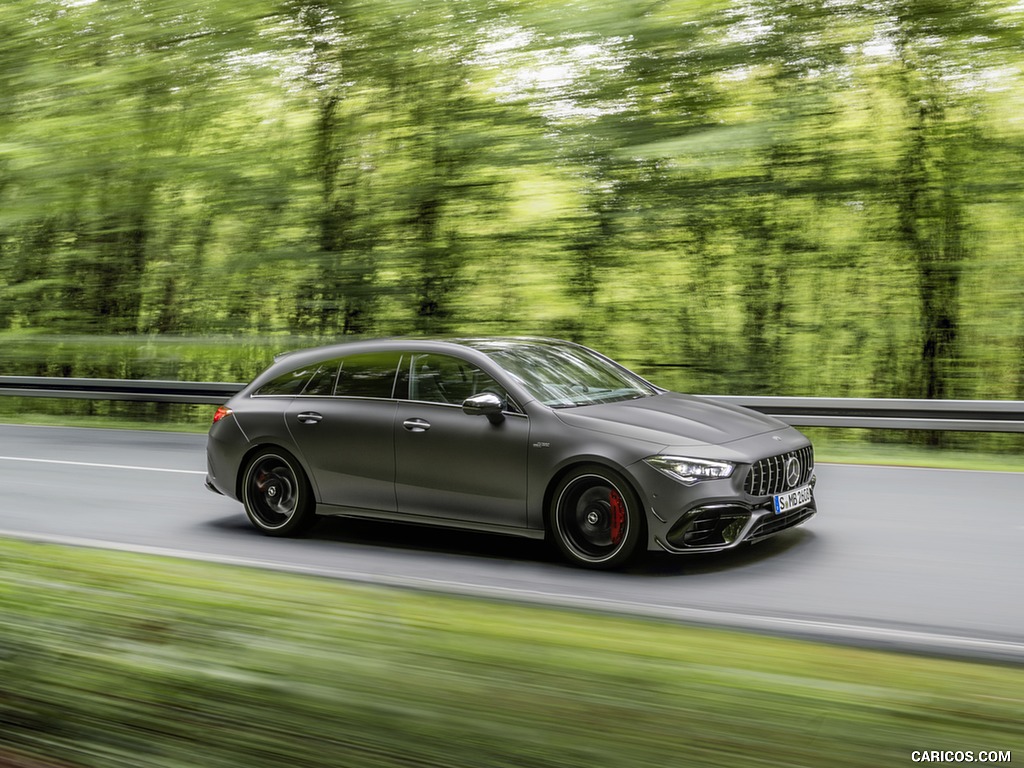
[552,392,787,447]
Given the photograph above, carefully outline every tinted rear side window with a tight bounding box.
[336,352,403,399]
[302,361,341,396]
[256,365,319,396]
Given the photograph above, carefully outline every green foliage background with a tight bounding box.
[2,0,1023,425]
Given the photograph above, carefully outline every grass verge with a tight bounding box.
[0,412,211,434]
[0,408,212,434]
[802,428,1024,473]
[0,538,1020,768]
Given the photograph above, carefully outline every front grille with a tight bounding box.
[749,505,816,540]
[743,445,814,496]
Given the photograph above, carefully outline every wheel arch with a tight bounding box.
[543,457,649,568]
[541,456,644,532]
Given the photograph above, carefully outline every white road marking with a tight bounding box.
[0,528,1021,661]
[0,455,205,475]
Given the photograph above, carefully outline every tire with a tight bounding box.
[550,465,645,569]
[241,448,316,537]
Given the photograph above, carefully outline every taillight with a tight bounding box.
[212,406,233,423]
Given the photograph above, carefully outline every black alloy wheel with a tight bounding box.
[241,448,315,536]
[551,465,644,569]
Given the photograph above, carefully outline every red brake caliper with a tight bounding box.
[609,489,626,545]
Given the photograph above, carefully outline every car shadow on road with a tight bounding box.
[310,515,560,563]
[625,530,817,576]
[206,511,817,576]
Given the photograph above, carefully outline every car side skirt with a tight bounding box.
[314,503,548,540]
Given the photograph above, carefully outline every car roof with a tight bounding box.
[249,336,588,401]
[272,336,579,362]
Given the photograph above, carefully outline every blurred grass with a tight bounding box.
[0,539,1021,768]
[802,428,1024,473]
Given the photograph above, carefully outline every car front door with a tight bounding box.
[394,352,530,528]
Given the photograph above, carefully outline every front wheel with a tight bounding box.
[241,448,315,536]
[550,466,645,569]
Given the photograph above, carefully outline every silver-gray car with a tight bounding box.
[205,337,817,568]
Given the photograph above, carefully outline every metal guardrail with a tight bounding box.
[707,395,1024,433]
[0,376,242,406]
[1,376,1023,432]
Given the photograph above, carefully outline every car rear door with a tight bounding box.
[285,351,403,512]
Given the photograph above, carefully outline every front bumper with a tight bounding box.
[652,494,817,554]
[633,452,818,553]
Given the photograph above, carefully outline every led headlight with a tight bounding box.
[644,455,735,486]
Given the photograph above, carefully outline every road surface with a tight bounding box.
[2,423,1022,660]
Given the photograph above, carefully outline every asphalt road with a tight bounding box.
[2,423,1023,660]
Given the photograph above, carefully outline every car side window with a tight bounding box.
[334,352,403,399]
[301,361,341,396]
[255,365,319,396]
[404,353,507,406]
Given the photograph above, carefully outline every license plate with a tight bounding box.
[773,484,813,515]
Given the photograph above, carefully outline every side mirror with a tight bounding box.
[462,392,505,424]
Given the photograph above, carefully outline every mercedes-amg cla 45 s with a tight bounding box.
[206,337,817,569]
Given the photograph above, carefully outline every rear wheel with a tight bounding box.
[550,466,644,569]
[241,448,315,536]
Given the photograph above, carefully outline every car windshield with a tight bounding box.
[478,341,658,408]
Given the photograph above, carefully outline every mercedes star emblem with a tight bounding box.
[784,457,801,487]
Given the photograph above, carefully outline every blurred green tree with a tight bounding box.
[0,0,1022,427]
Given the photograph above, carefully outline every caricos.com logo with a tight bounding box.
[911,751,1012,764]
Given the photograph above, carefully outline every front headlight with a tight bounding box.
[644,455,735,486]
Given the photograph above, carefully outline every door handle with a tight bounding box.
[296,412,323,425]
[402,418,431,433]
